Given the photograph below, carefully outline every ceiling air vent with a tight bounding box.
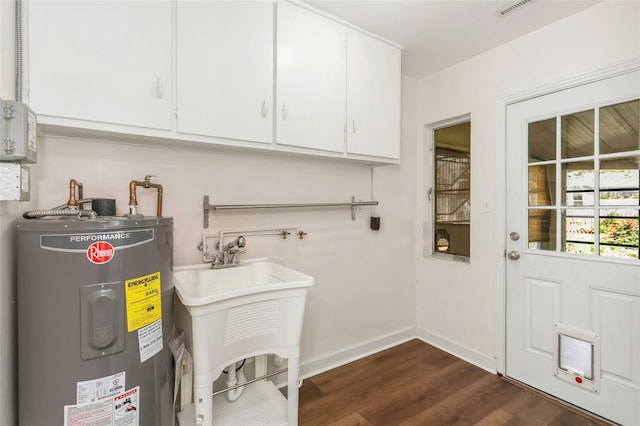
[496,0,534,17]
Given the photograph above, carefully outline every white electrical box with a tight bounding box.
[0,163,30,201]
[1,100,37,163]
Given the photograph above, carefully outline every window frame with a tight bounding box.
[424,114,471,262]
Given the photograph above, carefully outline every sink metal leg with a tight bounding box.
[287,356,300,426]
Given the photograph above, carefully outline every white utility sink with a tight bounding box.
[174,258,313,307]
[174,258,313,426]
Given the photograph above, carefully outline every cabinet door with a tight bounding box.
[177,1,273,144]
[26,1,172,130]
[276,1,346,153]
[347,30,401,159]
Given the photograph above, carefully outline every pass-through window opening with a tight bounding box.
[432,121,471,258]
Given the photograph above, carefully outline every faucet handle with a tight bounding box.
[229,249,246,264]
[210,254,223,268]
[228,249,246,256]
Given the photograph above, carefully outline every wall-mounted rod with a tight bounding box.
[203,195,378,227]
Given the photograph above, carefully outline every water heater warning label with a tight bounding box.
[125,272,161,332]
[138,319,163,363]
[64,386,139,426]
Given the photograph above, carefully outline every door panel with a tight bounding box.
[176,1,273,143]
[276,1,346,152]
[506,70,640,425]
[27,0,172,129]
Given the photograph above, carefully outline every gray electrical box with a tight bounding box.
[0,163,30,201]
[1,100,37,163]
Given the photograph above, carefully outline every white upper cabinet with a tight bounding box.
[346,29,401,159]
[176,1,273,144]
[276,1,346,153]
[24,0,402,163]
[26,1,172,130]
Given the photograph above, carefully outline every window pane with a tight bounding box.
[529,118,556,162]
[599,209,639,259]
[529,208,556,250]
[599,157,639,206]
[599,245,638,258]
[529,164,555,206]
[565,242,595,255]
[561,109,594,159]
[600,99,640,155]
[563,209,594,255]
[435,148,470,223]
[564,209,595,242]
[562,162,594,206]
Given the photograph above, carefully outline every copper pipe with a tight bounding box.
[128,175,163,217]
[67,179,87,208]
[67,179,78,207]
[77,182,85,209]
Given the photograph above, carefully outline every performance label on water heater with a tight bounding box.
[125,272,162,332]
[41,229,155,253]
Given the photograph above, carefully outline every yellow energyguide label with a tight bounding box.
[125,272,162,332]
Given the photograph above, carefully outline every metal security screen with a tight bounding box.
[435,147,470,224]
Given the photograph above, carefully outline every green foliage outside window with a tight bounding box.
[600,218,639,247]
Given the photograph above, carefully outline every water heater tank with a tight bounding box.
[16,216,175,426]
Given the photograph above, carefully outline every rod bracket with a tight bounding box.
[203,195,211,228]
[351,196,357,221]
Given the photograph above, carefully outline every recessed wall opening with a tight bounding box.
[425,118,471,260]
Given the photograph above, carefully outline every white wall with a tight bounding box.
[0,3,418,415]
[415,0,640,371]
[31,114,418,357]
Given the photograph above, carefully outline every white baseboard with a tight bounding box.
[416,327,497,374]
[299,327,416,380]
[270,327,497,388]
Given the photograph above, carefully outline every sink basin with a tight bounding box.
[174,258,313,425]
[174,258,313,307]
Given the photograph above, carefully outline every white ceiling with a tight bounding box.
[305,0,602,79]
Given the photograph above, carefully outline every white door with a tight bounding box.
[506,70,640,425]
[176,1,273,144]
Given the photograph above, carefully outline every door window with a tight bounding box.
[527,99,639,259]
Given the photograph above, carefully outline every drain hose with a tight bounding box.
[225,362,247,403]
[23,209,98,219]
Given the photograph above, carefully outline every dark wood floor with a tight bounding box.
[298,339,609,426]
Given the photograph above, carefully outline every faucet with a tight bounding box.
[211,235,246,269]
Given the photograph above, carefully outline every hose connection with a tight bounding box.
[23,179,97,219]
[128,174,163,217]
